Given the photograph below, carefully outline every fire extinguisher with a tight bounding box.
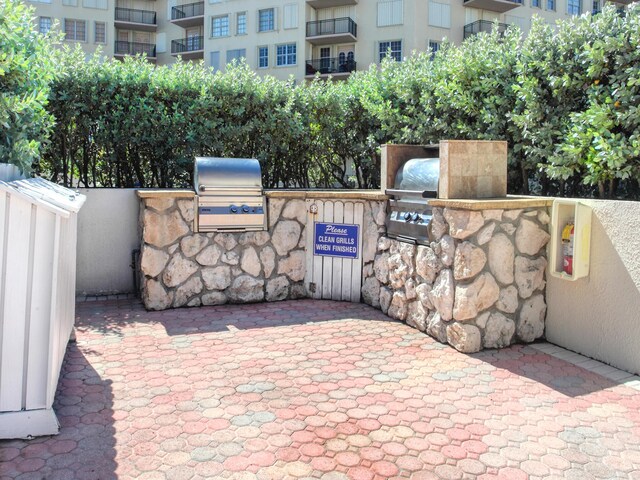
[562,220,575,275]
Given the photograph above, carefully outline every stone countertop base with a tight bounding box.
[136,189,390,201]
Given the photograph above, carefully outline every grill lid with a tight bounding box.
[194,157,262,193]
[394,158,440,192]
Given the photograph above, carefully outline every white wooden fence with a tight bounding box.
[0,179,85,439]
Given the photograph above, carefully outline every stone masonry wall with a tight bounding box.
[367,206,551,353]
[139,194,387,311]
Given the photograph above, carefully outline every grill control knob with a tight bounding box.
[230,205,238,213]
[412,213,421,222]
[404,212,412,222]
[242,205,250,213]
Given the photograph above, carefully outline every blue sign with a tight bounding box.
[314,222,359,259]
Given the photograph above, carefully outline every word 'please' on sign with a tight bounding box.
[313,222,359,259]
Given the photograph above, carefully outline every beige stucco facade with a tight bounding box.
[546,199,640,376]
[27,0,628,80]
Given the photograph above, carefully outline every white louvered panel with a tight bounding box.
[331,202,344,300]
[0,195,32,412]
[25,207,56,410]
[341,203,355,301]
[377,0,403,27]
[283,3,298,29]
[321,201,334,299]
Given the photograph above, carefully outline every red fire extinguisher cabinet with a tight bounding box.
[550,199,592,281]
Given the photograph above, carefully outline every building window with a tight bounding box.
[210,51,220,71]
[379,40,402,62]
[226,48,246,64]
[547,0,555,9]
[283,4,298,29]
[62,0,77,6]
[258,46,269,68]
[39,17,52,34]
[428,1,451,29]
[276,43,296,66]
[428,40,440,60]
[83,0,107,9]
[259,8,275,32]
[64,19,86,41]
[377,0,403,27]
[212,15,229,37]
[94,21,106,43]
[237,12,247,35]
[531,0,540,7]
[568,0,581,14]
[592,0,601,13]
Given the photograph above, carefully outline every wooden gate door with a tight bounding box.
[304,199,364,302]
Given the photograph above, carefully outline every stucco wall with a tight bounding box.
[76,189,140,295]
[546,199,640,375]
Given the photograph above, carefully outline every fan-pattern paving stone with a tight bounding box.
[1,298,640,479]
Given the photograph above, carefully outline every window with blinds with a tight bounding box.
[64,19,86,41]
[83,0,107,9]
[39,17,52,34]
[258,9,275,32]
[377,0,403,27]
[283,4,298,29]
[428,1,451,29]
[226,49,246,64]
[210,51,220,71]
[212,15,229,37]
[94,22,106,43]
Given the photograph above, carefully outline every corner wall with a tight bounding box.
[76,189,140,295]
[546,199,640,375]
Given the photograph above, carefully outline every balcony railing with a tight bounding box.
[171,36,204,54]
[114,41,156,57]
[463,20,509,39]
[305,57,356,76]
[115,7,156,26]
[306,17,357,38]
[171,1,204,20]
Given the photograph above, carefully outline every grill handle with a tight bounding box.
[385,189,438,199]
[198,185,263,194]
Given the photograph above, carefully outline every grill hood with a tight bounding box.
[194,157,262,193]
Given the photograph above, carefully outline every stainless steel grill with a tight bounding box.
[385,146,440,245]
[193,157,267,233]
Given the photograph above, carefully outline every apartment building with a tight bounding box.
[28,0,630,80]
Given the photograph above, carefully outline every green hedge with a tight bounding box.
[35,4,640,197]
[0,0,58,175]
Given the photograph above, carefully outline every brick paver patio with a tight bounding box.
[1,299,640,479]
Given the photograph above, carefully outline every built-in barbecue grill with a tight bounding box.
[385,145,440,245]
[193,157,267,232]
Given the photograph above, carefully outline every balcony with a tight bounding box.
[307,0,358,8]
[463,0,522,13]
[114,41,156,60]
[463,20,509,39]
[305,57,356,79]
[306,17,357,45]
[114,7,157,32]
[171,36,204,60]
[170,1,204,28]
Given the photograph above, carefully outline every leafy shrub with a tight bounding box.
[37,4,640,198]
[0,0,58,174]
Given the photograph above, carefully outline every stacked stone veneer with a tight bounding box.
[139,194,387,311]
[364,206,551,353]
